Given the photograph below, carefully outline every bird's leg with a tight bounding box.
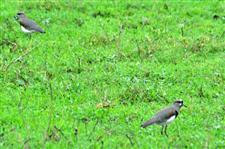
[164,125,168,137]
[161,125,164,135]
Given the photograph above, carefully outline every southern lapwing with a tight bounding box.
[141,100,185,136]
[15,12,45,34]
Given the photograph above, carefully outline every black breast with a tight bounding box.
[175,110,179,118]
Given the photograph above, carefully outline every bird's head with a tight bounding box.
[173,99,186,108]
[15,12,26,20]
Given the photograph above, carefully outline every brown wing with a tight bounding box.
[19,18,45,33]
[153,106,178,124]
[141,106,178,128]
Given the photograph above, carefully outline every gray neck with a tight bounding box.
[173,105,181,112]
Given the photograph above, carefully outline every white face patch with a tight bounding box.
[179,103,183,106]
[21,26,34,33]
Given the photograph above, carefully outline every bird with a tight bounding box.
[15,12,45,34]
[141,100,185,136]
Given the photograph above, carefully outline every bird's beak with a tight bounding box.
[183,104,187,107]
[14,15,18,20]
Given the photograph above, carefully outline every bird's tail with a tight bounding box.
[141,119,155,128]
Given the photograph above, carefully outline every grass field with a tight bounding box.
[0,0,225,148]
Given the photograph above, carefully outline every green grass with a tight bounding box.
[0,0,225,148]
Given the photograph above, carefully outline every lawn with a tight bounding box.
[0,0,224,148]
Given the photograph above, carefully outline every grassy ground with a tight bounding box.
[0,0,225,148]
